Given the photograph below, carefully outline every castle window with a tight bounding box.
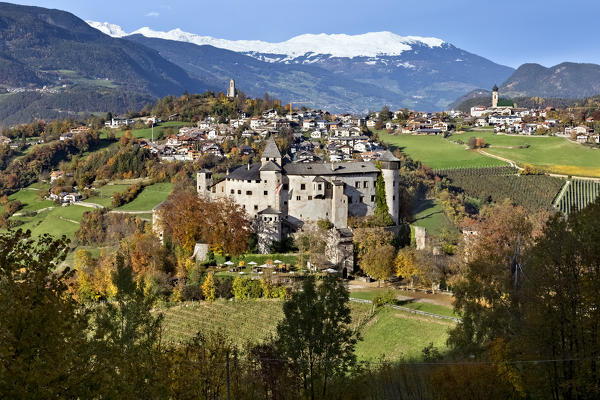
[231,189,234,194]
[254,205,258,210]
[300,184,306,190]
[318,184,322,191]
[308,196,312,200]
[371,195,375,202]
[360,196,364,203]
[355,181,360,188]
[296,196,301,201]
[264,190,268,195]
[238,190,242,194]
[247,180,251,183]
[246,191,252,195]
[364,181,368,188]
[393,195,395,200]
[220,187,223,192]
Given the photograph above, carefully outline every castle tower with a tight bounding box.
[196,170,213,197]
[331,180,348,229]
[261,136,282,166]
[227,79,236,98]
[492,84,499,108]
[379,150,401,225]
[256,207,282,253]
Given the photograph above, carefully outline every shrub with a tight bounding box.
[232,277,262,299]
[373,289,397,307]
[181,284,203,301]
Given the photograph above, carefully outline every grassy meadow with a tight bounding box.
[378,131,507,169]
[452,130,600,177]
[379,129,600,177]
[115,182,173,211]
[410,199,457,237]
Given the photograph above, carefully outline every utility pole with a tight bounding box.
[226,350,231,400]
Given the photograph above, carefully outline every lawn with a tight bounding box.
[8,185,54,213]
[378,131,507,169]
[350,289,457,317]
[411,199,457,237]
[451,131,600,177]
[13,205,88,238]
[86,184,131,207]
[355,307,452,361]
[159,299,451,362]
[115,182,173,211]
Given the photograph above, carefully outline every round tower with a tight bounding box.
[379,151,401,225]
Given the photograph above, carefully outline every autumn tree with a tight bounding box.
[158,191,251,256]
[514,199,600,398]
[449,200,544,354]
[202,272,216,302]
[354,226,396,286]
[0,230,94,398]
[395,248,423,288]
[91,253,166,398]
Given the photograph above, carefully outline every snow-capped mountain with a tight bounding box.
[87,21,515,111]
[87,21,444,60]
[86,20,128,38]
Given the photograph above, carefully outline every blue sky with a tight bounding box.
[11,0,600,68]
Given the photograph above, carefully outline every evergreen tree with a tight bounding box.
[276,275,358,400]
[374,165,394,226]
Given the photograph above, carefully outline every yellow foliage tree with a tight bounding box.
[202,272,216,302]
[395,248,423,288]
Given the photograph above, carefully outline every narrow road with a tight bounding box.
[349,297,460,323]
[74,201,104,209]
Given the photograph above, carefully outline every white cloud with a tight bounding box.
[145,11,160,17]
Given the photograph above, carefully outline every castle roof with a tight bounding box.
[283,162,378,176]
[259,160,281,172]
[258,207,282,215]
[226,163,261,181]
[261,137,282,159]
[378,150,401,162]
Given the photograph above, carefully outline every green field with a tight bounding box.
[349,289,457,318]
[411,199,457,237]
[85,184,131,207]
[159,299,451,362]
[115,182,173,211]
[355,307,452,361]
[13,204,88,238]
[8,185,54,213]
[378,131,507,169]
[451,131,600,177]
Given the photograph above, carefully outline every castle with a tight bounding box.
[196,137,401,272]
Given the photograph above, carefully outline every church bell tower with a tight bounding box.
[492,84,499,108]
[227,79,236,98]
